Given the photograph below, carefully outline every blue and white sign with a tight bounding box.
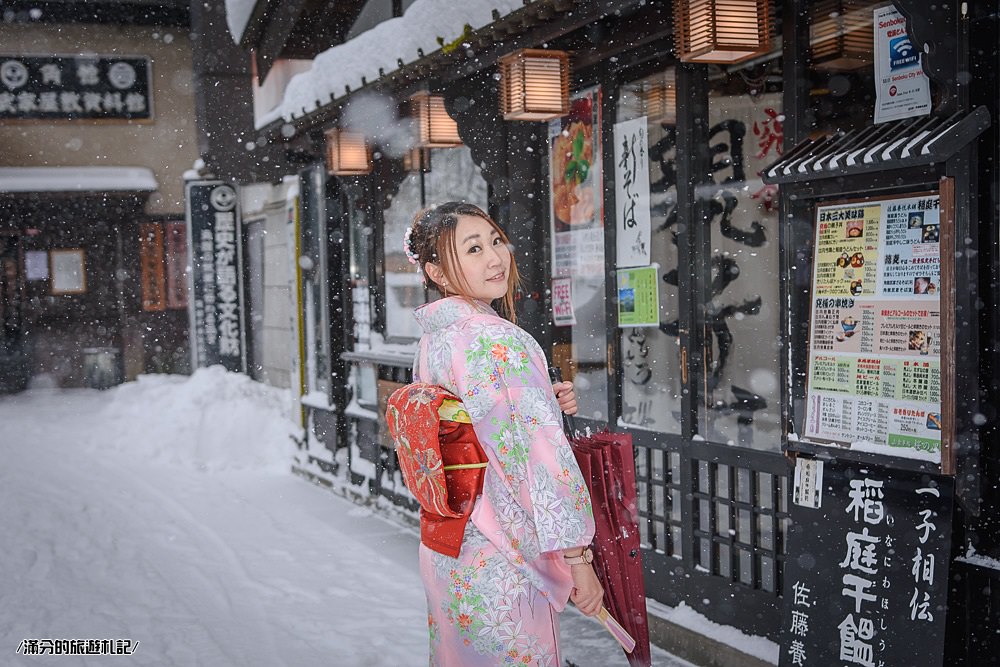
[873,5,931,124]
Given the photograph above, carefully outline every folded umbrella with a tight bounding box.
[551,369,652,667]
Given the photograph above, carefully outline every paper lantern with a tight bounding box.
[810,0,875,71]
[499,49,570,121]
[324,128,371,176]
[410,92,463,148]
[673,0,772,64]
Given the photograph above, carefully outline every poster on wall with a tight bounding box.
[873,4,931,124]
[185,181,246,373]
[802,192,945,463]
[617,265,659,328]
[549,88,604,279]
[613,115,651,268]
[551,277,576,326]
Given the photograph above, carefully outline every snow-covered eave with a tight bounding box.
[257,0,577,140]
[0,166,158,194]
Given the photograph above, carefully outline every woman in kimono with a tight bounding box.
[404,201,602,666]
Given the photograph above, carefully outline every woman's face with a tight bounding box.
[449,214,511,302]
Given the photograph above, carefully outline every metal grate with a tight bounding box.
[636,446,683,558]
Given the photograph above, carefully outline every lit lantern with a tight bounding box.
[324,128,372,176]
[673,0,772,64]
[499,49,570,121]
[809,0,875,71]
[410,92,463,148]
[641,70,677,124]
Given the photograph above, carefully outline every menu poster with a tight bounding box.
[803,193,945,462]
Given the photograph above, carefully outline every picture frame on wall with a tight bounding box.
[49,248,87,295]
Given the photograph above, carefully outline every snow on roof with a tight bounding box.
[0,167,158,193]
[225,0,259,45]
[279,0,530,121]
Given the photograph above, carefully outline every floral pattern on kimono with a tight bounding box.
[412,296,595,666]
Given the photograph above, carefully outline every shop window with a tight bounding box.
[381,146,487,341]
[616,70,683,435]
[300,166,331,396]
[548,87,609,421]
[346,181,373,350]
[700,63,783,450]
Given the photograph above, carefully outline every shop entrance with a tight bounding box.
[0,233,28,392]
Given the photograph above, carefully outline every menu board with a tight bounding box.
[780,461,952,667]
[803,193,945,462]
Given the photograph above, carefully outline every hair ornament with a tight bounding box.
[402,224,419,265]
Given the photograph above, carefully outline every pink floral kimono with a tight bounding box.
[412,296,596,667]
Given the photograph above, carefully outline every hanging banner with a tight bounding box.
[0,55,152,121]
[614,115,651,267]
[185,181,246,373]
[139,222,166,312]
[780,462,952,667]
[873,5,931,124]
[617,265,659,328]
[164,221,188,310]
[803,193,943,462]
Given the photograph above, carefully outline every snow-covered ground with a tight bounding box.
[0,369,688,666]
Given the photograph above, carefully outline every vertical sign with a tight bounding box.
[873,5,931,124]
[164,221,188,309]
[781,462,952,667]
[139,222,165,311]
[184,181,246,372]
[803,193,943,463]
[617,265,660,328]
[613,115,651,267]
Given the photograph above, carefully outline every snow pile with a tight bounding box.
[95,367,299,473]
[280,0,527,120]
[647,599,780,665]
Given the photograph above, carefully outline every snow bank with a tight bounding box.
[95,367,299,473]
[646,599,780,665]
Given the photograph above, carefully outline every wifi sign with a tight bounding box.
[889,35,920,70]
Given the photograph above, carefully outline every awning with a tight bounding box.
[0,166,158,193]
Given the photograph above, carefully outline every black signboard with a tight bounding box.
[184,181,246,373]
[0,55,152,121]
[780,460,953,667]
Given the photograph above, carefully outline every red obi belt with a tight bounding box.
[386,383,487,557]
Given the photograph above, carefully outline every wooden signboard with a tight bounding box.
[139,222,166,311]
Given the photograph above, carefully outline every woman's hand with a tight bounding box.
[568,562,604,617]
[553,381,578,416]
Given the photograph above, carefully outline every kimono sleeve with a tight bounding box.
[451,319,595,555]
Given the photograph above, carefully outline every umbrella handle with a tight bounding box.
[548,366,578,437]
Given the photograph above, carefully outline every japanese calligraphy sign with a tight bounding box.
[185,181,246,373]
[164,221,188,310]
[781,462,952,667]
[613,116,651,267]
[139,223,166,312]
[0,55,152,121]
[803,192,947,463]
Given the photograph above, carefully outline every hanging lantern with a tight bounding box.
[499,48,570,121]
[673,0,772,64]
[641,70,677,124]
[809,0,875,71]
[324,128,371,176]
[410,92,462,148]
[403,146,431,173]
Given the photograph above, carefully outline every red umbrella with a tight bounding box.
[552,370,652,667]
